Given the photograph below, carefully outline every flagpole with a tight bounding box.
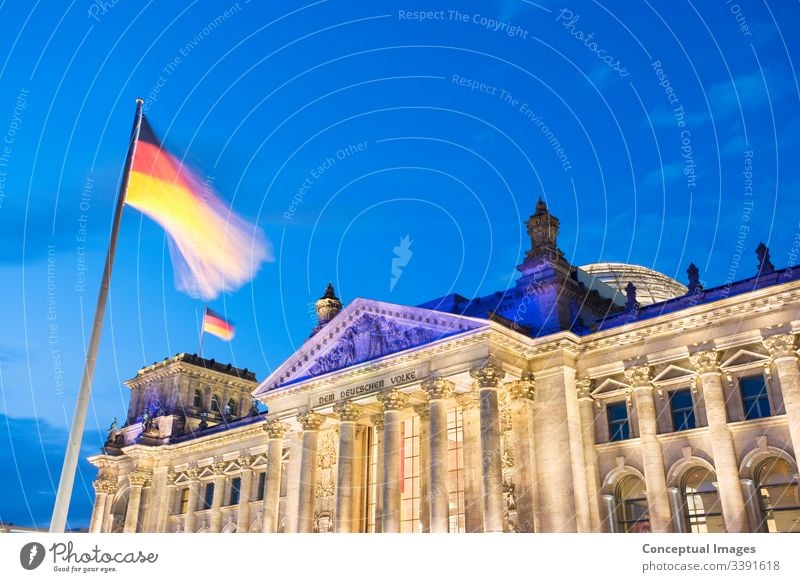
[198,304,207,357]
[50,98,144,533]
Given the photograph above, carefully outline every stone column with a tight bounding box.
[236,454,254,534]
[414,403,431,533]
[506,374,537,533]
[333,402,362,533]
[741,479,763,532]
[297,411,325,533]
[602,494,617,533]
[470,362,506,533]
[262,421,288,533]
[376,390,408,533]
[763,333,800,461]
[209,460,227,533]
[184,466,200,533]
[101,482,117,533]
[624,366,672,532]
[156,470,177,532]
[421,377,454,533]
[90,479,111,533]
[123,471,149,533]
[690,351,749,532]
[575,378,602,532]
[372,415,385,533]
[457,391,483,532]
[668,487,689,533]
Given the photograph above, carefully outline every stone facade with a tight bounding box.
[88,200,800,533]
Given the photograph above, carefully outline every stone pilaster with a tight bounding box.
[624,365,672,532]
[414,403,431,533]
[209,460,227,533]
[123,470,149,533]
[262,421,288,533]
[421,377,454,533]
[689,350,749,532]
[236,454,254,534]
[376,390,408,533]
[470,362,506,532]
[296,412,325,533]
[90,479,112,533]
[763,333,800,463]
[456,391,483,532]
[575,377,602,532]
[506,373,537,532]
[155,470,177,533]
[333,402,362,533]
[184,466,200,533]
[372,415,385,533]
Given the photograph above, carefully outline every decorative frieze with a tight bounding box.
[469,361,506,388]
[689,350,720,375]
[377,390,409,412]
[762,333,798,359]
[297,411,326,431]
[421,377,454,400]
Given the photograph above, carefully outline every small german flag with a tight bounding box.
[124,116,270,300]
[203,307,234,340]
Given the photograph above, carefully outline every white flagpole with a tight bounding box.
[49,98,144,533]
[198,304,207,357]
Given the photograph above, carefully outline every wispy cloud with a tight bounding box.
[641,162,685,189]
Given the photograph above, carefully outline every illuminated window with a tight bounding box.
[229,477,241,506]
[670,389,696,431]
[400,416,421,533]
[178,487,190,514]
[193,389,202,408]
[682,467,723,532]
[367,428,379,533]
[447,409,465,533]
[203,483,214,510]
[615,476,650,532]
[607,401,630,441]
[256,472,266,501]
[210,394,221,413]
[756,458,800,532]
[740,375,771,420]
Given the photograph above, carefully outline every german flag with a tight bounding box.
[203,307,234,340]
[125,116,270,300]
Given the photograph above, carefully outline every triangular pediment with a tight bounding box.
[592,377,630,396]
[257,298,489,392]
[720,349,770,370]
[652,364,696,385]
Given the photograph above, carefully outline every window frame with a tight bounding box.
[738,373,772,421]
[669,388,697,432]
[606,400,631,442]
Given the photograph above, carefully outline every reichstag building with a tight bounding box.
[88,198,800,533]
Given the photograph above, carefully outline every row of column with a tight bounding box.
[617,333,800,533]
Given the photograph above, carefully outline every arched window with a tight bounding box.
[210,394,221,413]
[192,389,202,408]
[227,398,237,417]
[616,476,650,532]
[682,467,723,532]
[756,457,800,532]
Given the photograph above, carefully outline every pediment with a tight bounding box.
[258,298,488,392]
[652,364,696,385]
[592,377,630,396]
[720,349,770,371]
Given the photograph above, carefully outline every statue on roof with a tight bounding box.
[686,263,703,295]
[624,282,639,311]
[756,242,775,276]
[523,197,563,262]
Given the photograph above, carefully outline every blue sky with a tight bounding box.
[0,0,798,528]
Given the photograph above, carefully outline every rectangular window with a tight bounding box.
[670,389,696,431]
[256,472,266,501]
[740,375,771,420]
[178,487,190,514]
[607,401,630,441]
[229,477,241,506]
[203,483,215,510]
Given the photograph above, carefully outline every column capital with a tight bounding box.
[166,469,178,487]
[455,390,480,410]
[469,361,506,388]
[297,411,325,431]
[237,454,254,470]
[185,465,200,481]
[689,350,720,374]
[333,401,363,423]
[211,460,226,475]
[377,389,409,412]
[128,471,150,488]
[413,403,430,420]
[575,377,593,399]
[762,333,798,359]
[371,414,385,431]
[421,376,454,400]
[623,365,652,387]
[506,375,536,401]
[92,478,114,494]
[263,419,289,439]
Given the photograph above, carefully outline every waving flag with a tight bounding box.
[125,117,270,300]
[203,307,235,340]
